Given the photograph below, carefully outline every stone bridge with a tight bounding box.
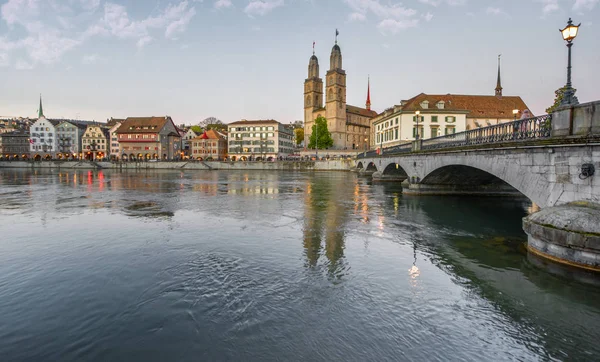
[356,143,600,208]
[355,101,600,272]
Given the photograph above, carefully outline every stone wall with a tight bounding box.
[552,100,600,137]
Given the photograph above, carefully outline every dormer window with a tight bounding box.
[420,100,429,109]
[436,101,445,109]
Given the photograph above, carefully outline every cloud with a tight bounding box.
[418,0,466,6]
[82,53,98,64]
[535,0,559,14]
[15,59,34,70]
[423,12,433,21]
[486,7,507,16]
[348,12,366,21]
[377,18,419,34]
[215,0,233,8]
[573,0,599,11]
[344,0,418,34]
[0,52,9,67]
[0,0,198,69]
[244,0,284,16]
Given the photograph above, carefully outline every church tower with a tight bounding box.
[495,55,503,98]
[325,30,347,149]
[303,45,324,147]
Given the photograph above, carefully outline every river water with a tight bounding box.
[0,169,599,361]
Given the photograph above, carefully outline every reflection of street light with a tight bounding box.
[559,18,580,106]
[415,110,421,140]
[513,109,519,121]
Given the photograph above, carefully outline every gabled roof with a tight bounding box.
[346,104,378,118]
[400,93,532,119]
[106,118,125,127]
[192,129,227,141]
[116,116,171,134]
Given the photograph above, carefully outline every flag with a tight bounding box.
[29,139,34,144]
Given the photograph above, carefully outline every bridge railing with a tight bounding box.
[357,142,412,159]
[421,114,552,151]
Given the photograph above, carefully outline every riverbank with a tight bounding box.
[0,160,354,171]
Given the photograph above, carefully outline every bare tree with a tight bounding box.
[199,117,222,128]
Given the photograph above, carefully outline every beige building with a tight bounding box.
[190,130,227,160]
[228,119,294,161]
[82,124,110,160]
[116,116,181,160]
[304,36,377,151]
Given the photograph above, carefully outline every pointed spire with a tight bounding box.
[38,94,44,118]
[335,28,339,44]
[495,54,503,97]
[366,76,371,111]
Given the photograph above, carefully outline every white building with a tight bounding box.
[182,128,199,158]
[29,98,58,159]
[227,119,295,161]
[371,93,531,150]
[106,118,124,160]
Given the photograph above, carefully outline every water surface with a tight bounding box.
[0,169,599,361]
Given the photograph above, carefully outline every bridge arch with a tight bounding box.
[418,164,533,202]
[382,162,408,178]
[365,162,377,172]
[356,162,364,170]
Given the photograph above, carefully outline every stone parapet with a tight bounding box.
[552,100,600,137]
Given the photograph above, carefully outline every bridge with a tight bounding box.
[355,101,600,272]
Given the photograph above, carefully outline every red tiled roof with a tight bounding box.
[228,119,279,126]
[346,104,378,118]
[401,93,532,119]
[192,129,226,141]
[116,117,170,134]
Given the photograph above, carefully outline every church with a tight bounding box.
[303,34,377,151]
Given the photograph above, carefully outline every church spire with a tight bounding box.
[495,54,503,97]
[38,94,44,118]
[366,76,371,111]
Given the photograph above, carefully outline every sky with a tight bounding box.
[0,0,599,125]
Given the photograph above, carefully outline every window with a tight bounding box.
[431,116,438,123]
[413,116,424,123]
[395,128,398,139]
[437,101,445,109]
[395,118,398,125]
[445,116,456,123]
[445,126,455,135]
[431,127,439,138]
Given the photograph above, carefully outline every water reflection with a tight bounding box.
[1,168,600,361]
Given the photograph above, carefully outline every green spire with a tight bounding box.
[38,94,44,118]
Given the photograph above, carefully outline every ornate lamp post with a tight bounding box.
[415,111,421,140]
[559,18,580,106]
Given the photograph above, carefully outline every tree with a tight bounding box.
[199,117,222,128]
[307,116,333,150]
[190,125,203,134]
[294,128,304,146]
[546,86,576,114]
[292,120,303,129]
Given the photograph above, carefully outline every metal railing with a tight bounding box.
[421,115,552,150]
[357,115,551,159]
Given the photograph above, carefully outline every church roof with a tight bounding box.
[346,105,378,118]
[401,93,532,119]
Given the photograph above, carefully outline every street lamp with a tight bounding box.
[415,111,421,140]
[364,137,368,157]
[513,109,519,120]
[559,18,580,106]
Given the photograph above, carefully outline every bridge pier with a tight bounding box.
[523,202,600,272]
[402,182,524,197]
[372,171,407,183]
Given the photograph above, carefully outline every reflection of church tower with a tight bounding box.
[325,32,347,148]
[304,48,324,147]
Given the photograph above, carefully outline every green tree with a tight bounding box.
[307,116,333,149]
[546,86,576,114]
[190,125,203,134]
[294,128,304,146]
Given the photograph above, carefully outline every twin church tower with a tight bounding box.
[303,32,377,150]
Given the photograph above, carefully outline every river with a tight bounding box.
[0,169,599,361]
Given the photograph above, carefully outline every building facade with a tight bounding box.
[116,116,181,160]
[182,128,199,158]
[56,121,87,159]
[30,116,58,160]
[190,130,227,160]
[228,120,294,161]
[0,131,30,159]
[107,119,124,161]
[303,36,377,151]
[82,124,110,160]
